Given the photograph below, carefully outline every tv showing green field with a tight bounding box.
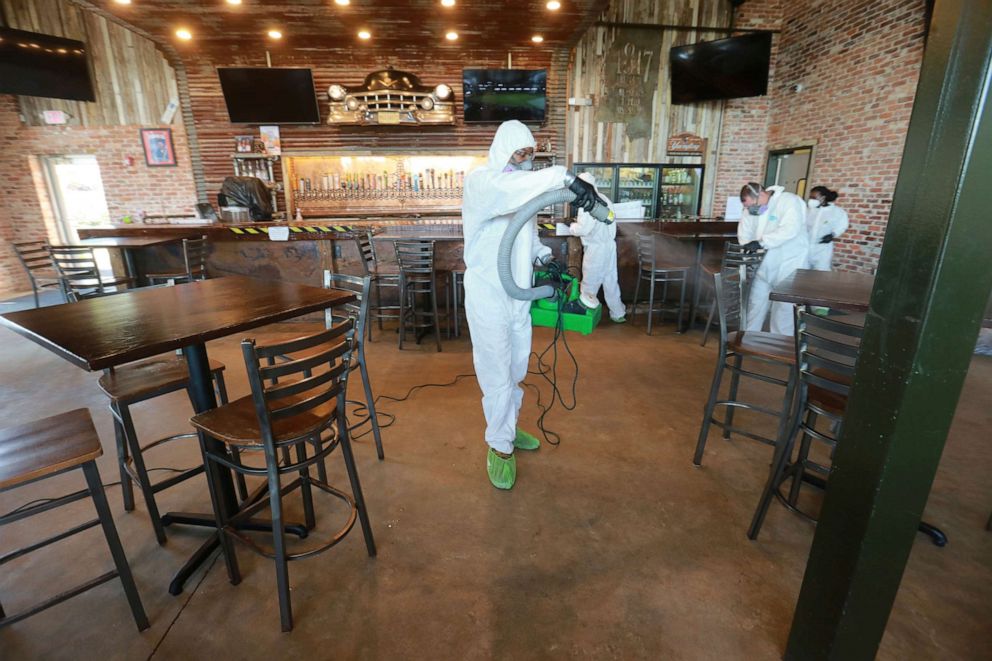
[463,69,547,123]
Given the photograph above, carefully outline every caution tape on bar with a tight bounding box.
[227,224,357,236]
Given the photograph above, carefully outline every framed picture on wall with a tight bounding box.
[140,128,177,167]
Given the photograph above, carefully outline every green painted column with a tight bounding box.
[784,1,992,659]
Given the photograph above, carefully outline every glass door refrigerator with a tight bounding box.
[574,163,705,219]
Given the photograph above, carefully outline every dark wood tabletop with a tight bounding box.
[73,237,183,249]
[0,276,354,371]
[770,269,874,311]
[658,231,739,240]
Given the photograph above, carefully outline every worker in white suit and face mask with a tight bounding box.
[462,120,599,490]
[805,185,849,271]
[737,182,809,335]
[569,172,626,322]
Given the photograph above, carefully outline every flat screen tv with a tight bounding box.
[217,67,320,124]
[670,32,772,104]
[0,27,95,101]
[463,69,547,123]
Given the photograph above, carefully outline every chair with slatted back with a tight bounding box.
[630,233,691,334]
[395,240,443,352]
[324,271,384,460]
[11,240,67,308]
[0,409,148,631]
[354,230,400,341]
[692,265,797,466]
[146,235,210,285]
[700,242,766,347]
[189,317,376,632]
[47,245,133,301]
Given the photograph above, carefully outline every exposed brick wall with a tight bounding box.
[0,95,197,296]
[712,0,927,273]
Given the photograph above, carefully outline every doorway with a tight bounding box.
[42,155,113,275]
[764,146,813,197]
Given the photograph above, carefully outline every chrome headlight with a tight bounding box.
[434,84,451,100]
[345,97,360,111]
[328,85,346,101]
[420,96,435,111]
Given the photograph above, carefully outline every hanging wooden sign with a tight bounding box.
[666,133,707,155]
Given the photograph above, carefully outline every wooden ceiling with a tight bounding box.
[89,0,610,53]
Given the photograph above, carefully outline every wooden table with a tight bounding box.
[63,236,183,286]
[657,226,739,331]
[770,269,874,311]
[0,276,354,594]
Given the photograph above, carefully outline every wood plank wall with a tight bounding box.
[1,0,179,127]
[184,46,569,205]
[568,0,732,215]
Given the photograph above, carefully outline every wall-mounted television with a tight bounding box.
[217,67,321,124]
[463,69,547,123]
[670,32,772,104]
[0,27,95,101]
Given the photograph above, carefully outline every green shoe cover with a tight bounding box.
[487,448,516,489]
[514,428,541,451]
[611,316,627,323]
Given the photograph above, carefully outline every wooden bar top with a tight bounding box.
[73,236,183,249]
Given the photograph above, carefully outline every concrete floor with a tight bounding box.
[0,309,989,660]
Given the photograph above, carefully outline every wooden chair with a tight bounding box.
[630,234,691,334]
[354,230,400,341]
[11,240,66,308]
[692,267,797,466]
[146,236,210,285]
[47,245,133,301]
[189,317,376,632]
[0,409,148,631]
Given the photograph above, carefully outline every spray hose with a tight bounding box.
[497,178,613,301]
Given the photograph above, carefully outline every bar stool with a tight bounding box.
[692,267,797,466]
[324,271,385,460]
[146,235,209,284]
[630,234,691,334]
[701,242,766,347]
[48,245,133,301]
[12,240,67,308]
[189,317,376,632]
[0,409,148,631]
[99,355,237,544]
[395,240,443,352]
[747,310,948,546]
[447,269,466,338]
[354,230,400,341]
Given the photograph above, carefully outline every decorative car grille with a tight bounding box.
[350,91,430,111]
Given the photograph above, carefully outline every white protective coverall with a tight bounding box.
[569,173,625,319]
[462,120,568,455]
[806,203,849,271]
[737,185,809,335]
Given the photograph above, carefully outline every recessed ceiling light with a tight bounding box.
[445,31,458,41]
[175,28,192,41]
[226,0,242,5]
[114,0,132,5]
[268,30,282,39]
[335,0,350,5]
[531,35,544,43]
[547,1,561,9]
[441,0,455,6]
[358,30,371,40]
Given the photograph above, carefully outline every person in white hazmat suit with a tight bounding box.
[568,172,626,322]
[462,120,599,490]
[805,185,849,271]
[737,182,809,335]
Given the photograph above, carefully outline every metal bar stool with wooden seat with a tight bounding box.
[324,271,385,460]
[0,409,148,631]
[12,240,67,308]
[145,235,209,285]
[747,310,948,546]
[447,268,467,338]
[189,317,376,632]
[692,266,797,466]
[630,233,691,334]
[354,230,400,341]
[395,240,443,352]
[98,355,237,544]
[48,245,134,301]
[701,242,766,347]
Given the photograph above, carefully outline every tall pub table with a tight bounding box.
[0,276,354,593]
[53,236,183,287]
